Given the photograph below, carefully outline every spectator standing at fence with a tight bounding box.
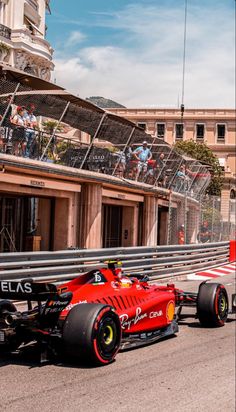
[133,141,152,180]
[112,148,126,177]
[156,152,167,186]
[24,104,37,158]
[11,106,27,156]
[178,224,185,245]
[125,144,136,178]
[197,221,211,243]
[174,164,187,191]
[126,144,134,162]
[144,158,158,185]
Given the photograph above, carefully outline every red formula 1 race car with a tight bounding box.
[0,261,232,366]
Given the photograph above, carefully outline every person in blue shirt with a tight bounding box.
[174,164,191,192]
[133,141,152,180]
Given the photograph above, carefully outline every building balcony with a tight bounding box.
[0,24,11,40]
[25,0,39,12]
[11,28,53,62]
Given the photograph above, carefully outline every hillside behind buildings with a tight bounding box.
[86,96,126,109]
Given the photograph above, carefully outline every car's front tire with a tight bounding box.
[197,283,228,327]
[62,303,121,365]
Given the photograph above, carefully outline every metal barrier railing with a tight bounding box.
[0,242,229,283]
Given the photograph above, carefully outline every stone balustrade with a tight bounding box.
[0,23,11,40]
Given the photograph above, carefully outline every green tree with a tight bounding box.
[42,120,63,134]
[174,140,223,195]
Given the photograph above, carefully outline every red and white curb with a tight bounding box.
[187,262,236,280]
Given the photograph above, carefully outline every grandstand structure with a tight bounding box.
[0,65,212,252]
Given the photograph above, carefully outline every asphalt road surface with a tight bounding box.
[0,273,235,412]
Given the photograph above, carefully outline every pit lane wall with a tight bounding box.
[0,242,230,283]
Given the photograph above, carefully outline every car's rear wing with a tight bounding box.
[0,280,58,301]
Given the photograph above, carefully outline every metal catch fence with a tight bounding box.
[167,193,235,245]
[0,76,210,199]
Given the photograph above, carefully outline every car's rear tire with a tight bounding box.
[0,300,17,315]
[197,283,228,327]
[62,303,121,365]
[0,300,19,352]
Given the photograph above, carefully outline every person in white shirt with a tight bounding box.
[11,106,26,156]
[24,104,37,158]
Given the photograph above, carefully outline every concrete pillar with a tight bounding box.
[205,122,215,144]
[53,198,69,250]
[221,188,230,222]
[67,192,79,248]
[38,0,46,35]
[53,194,79,250]
[158,206,169,245]
[187,204,200,243]
[142,196,158,246]
[166,122,174,145]
[177,198,185,227]
[11,0,24,28]
[80,183,102,249]
[37,197,52,250]
[0,4,4,25]
[122,205,139,247]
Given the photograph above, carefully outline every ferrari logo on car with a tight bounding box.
[166,301,175,321]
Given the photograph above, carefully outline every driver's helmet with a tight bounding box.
[119,277,133,288]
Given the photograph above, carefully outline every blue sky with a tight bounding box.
[46,0,235,108]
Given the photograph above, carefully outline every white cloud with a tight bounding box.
[66,30,86,47]
[53,3,235,108]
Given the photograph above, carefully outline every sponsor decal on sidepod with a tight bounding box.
[120,307,163,330]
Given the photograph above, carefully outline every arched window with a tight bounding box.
[230,189,236,199]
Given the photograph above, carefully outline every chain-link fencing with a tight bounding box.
[167,193,235,245]
[0,76,211,200]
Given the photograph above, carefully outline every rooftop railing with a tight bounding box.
[26,0,39,11]
[0,126,209,199]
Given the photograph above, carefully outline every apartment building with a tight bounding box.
[0,0,53,80]
[109,107,236,225]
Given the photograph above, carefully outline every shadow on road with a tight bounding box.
[178,315,236,328]
[0,343,111,370]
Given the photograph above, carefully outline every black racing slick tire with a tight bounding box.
[62,303,121,366]
[0,300,19,352]
[0,300,17,315]
[197,283,228,327]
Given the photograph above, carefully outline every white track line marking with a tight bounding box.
[216,267,235,273]
[205,270,227,276]
[187,263,236,281]
[187,274,211,280]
